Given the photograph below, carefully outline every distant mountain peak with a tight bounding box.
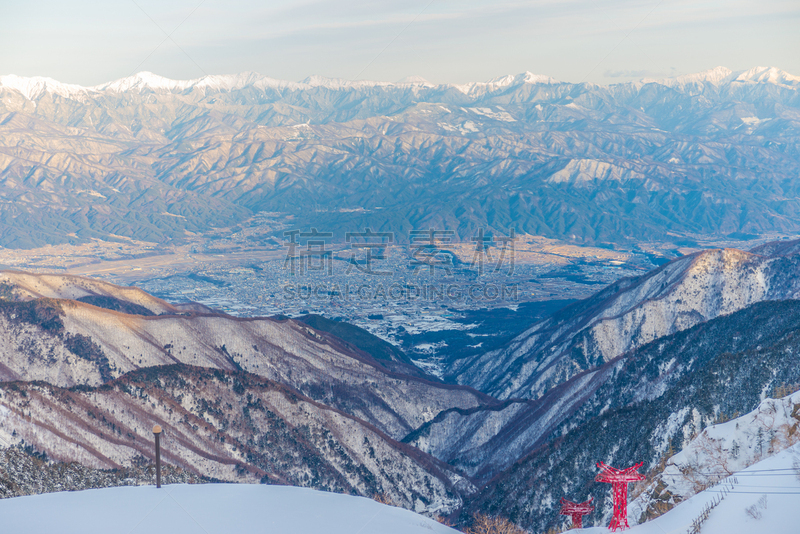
[0,74,89,100]
[192,71,264,90]
[733,66,800,86]
[520,71,559,84]
[678,65,733,84]
[92,71,197,92]
[486,71,558,86]
[644,65,799,89]
[643,66,733,87]
[396,75,434,86]
[301,75,392,89]
[453,71,558,95]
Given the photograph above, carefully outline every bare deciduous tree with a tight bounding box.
[463,513,527,534]
[371,493,394,506]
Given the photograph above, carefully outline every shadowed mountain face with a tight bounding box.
[0,271,493,441]
[449,243,800,400]
[1,67,799,247]
[74,295,155,316]
[457,298,800,532]
[408,295,800,484]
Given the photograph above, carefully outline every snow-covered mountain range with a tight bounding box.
[1,66,796,98]
[0,66,798,247]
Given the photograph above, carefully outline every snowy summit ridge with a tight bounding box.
[0,74,89,100]
[1,66,796,101]
[643,66,800,89]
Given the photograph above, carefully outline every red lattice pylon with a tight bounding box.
[595,462,645,531]
[560,497,594,529]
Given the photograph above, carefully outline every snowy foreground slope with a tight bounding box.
[577,391,800,534]
[0,484,459,534]
[631,389,800,517]
[581,443,800,534]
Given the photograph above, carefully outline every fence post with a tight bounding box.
[153,425,162,489]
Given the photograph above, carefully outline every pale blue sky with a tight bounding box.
[1,0,798,85]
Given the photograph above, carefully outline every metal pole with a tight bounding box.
[153,425,162,489]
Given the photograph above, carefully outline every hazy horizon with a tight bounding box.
[1,0,798,87]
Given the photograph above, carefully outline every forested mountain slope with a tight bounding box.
[459,298,800,531]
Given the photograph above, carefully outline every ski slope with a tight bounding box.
[0,483,459,534]
[581,443,800,534]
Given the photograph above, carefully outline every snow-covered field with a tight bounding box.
[581,443,800,534]
[0,484,459,534]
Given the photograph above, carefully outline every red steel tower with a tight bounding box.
[559,497,594,529]
[595,462,645,531]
